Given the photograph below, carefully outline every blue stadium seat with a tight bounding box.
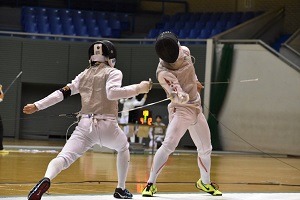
[62,24,75,36]
[95,12,108,20]
[189,29,201,38]
[24,22,37,33]
[47,8,59,18]
[22,14,36,27]
[59,9,71,19]
[174,21,185,30]
[178,29,190,39]
[199,29,211,39]
[35,7,47,17]
[82,11,94,21]
[74,24,88,36]
[50,23,63,35]
[225,20,237,29]
[36,15,48,25]
[110,19,121,37]
[119,13,130,31]
[183,21,195,30]
[37,23,50,34]
[147,28,159,38]
[97,19,109,28]
[210,28,222,37]
[100,27,112,38]
[22,7,35,16]
[108,13,119,23]
[195,21,205,30]
[88,26,101,37]
[205,21,216,30]
[48,16,61,26]
[163,21,175,30]
[215,21,226,32]
[169,28,180,36]
[85,19,97,30]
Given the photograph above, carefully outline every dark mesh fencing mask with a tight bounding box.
[155,31,179,63]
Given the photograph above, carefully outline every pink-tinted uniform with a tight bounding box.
[147,45,213,185]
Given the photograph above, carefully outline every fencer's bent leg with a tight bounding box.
[188,112,212,184]
[116,146,130,189]
[45,118,94,180]
[100,119,130,190]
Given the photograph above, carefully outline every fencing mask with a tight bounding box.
[155,31,180,63]
[88,40,117,67]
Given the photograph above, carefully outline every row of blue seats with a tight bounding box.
[159,11,263,24]
[145,11,263,41]
[22,6,130,38]
[22,6,131,30]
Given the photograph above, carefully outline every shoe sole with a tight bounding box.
[142,194,153,197]
[195,182,214,195]
[113,192,132,199]
[195,182,222,196]
[28,180,50,200]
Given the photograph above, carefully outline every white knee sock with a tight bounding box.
[148,145,170,184]
[44,157,65,180]
[197,150,211,184]
[117,149,130,189]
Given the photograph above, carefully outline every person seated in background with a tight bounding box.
[148,115,166,149]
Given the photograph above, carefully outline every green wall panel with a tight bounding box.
[22,40,69,84]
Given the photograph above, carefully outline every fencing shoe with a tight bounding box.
[195,179,222,196]
[28,177,50,200]
[142,182,157,197]
[113,188,133,199]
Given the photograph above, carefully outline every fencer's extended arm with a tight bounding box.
[23,72,83,114]
[106,70,151,100]
[157,71,189,104]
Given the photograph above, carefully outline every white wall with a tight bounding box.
[217,44,300,155]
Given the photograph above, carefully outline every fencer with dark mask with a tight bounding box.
[142,32,222,197]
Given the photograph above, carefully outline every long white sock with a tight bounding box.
[148,145,170,184]
[117,149,130,189]
[44,157,65,180]
[197,150,211,184]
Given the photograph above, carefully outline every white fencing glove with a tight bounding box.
[169,91,189,104]
[136,78,152,94]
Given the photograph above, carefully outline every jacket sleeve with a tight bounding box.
[34,71,84,111]
[106,69,141,100]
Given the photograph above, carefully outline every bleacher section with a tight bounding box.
[145,11,264,43]
[20,6,265,43]
[21,6,131,40]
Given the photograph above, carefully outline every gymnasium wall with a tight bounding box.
[216,43,300,156]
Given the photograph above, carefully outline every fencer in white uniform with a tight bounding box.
[142,32,222,197]
[119,94,147,143]
[23,40,152,200]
